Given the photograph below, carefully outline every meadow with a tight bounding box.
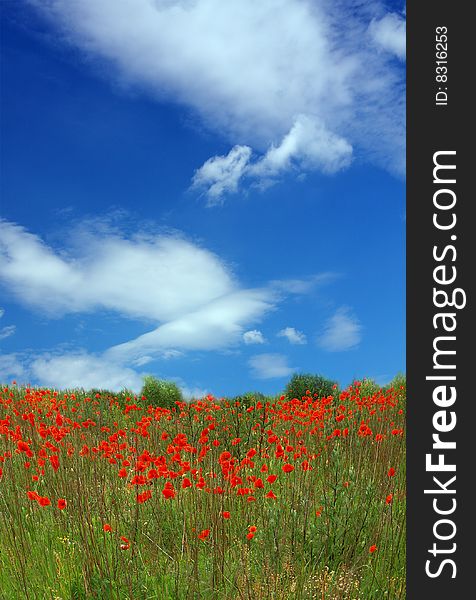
[0,378,406,599]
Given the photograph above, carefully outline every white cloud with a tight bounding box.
[12,346,213,396]
[0,348,206,395]
[29,0,405,198]
[106,288,274,360]
[175,381,210,401]
[317,307,362,351]
[243,329,266,345]
[30,352,144,392]
[249,115,352,177]
[0,219,276,365]
[248,353,296,379]
[277,327,306,345]
[193,115,352,199]
[0,219,235,321]
[270,272,339,295]
[0,354,26,381]
[0,325,16,340]
[192,145,252,205]
[369,13,406,60]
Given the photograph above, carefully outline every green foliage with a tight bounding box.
[285,373,338,400]
[358,378,381,398]
[70,572,112,600]
[385,372,406,403]
[230,391,271,408]
[140,376,183,409]
[84,388,117,398]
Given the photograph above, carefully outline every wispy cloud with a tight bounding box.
[0,325,16,340]
[191,145,252,205]
[369,13,406,60]
[30,352,145,392]
[106,289,274,360]
[243,330,266,345]
[1,218,348,388]
[269,272,340,295]
[0,309,16,341]
[0,353,27,381]
[277,327,307,345]
[29,0,405,200]
[0,219,275,357]
[0,219,235,322]
[192,116,352,204]
[248,353,296,379]
[317,306,362,352]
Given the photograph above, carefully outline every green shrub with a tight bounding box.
[140,376,183,409]
[284,373,337,400]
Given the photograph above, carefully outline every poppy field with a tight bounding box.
[0,381,406,599]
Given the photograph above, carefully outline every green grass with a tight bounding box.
[0,381,405,599]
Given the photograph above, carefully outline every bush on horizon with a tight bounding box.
[284,373,338,400]
[140,376,183,409]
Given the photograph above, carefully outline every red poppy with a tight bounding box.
[57,498,67,510]
[38,496,51,507]
[198,529,210,540]
[17,441,30,453]
[137,490,152,503]
[267,474,277,483]
[162,487,176,499]
[386,494,393,504]
[248,525,257,533]
[369,545,377,553]
[265,491,277,500]
[246,532,255,540]
[103,524,112,532]
[388,467,396,477]
[118,468,127,478]
[222,511,231,519]
[182,477,192,489]
[282,464,294,473]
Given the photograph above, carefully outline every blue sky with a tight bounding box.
[0,1,406,397]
